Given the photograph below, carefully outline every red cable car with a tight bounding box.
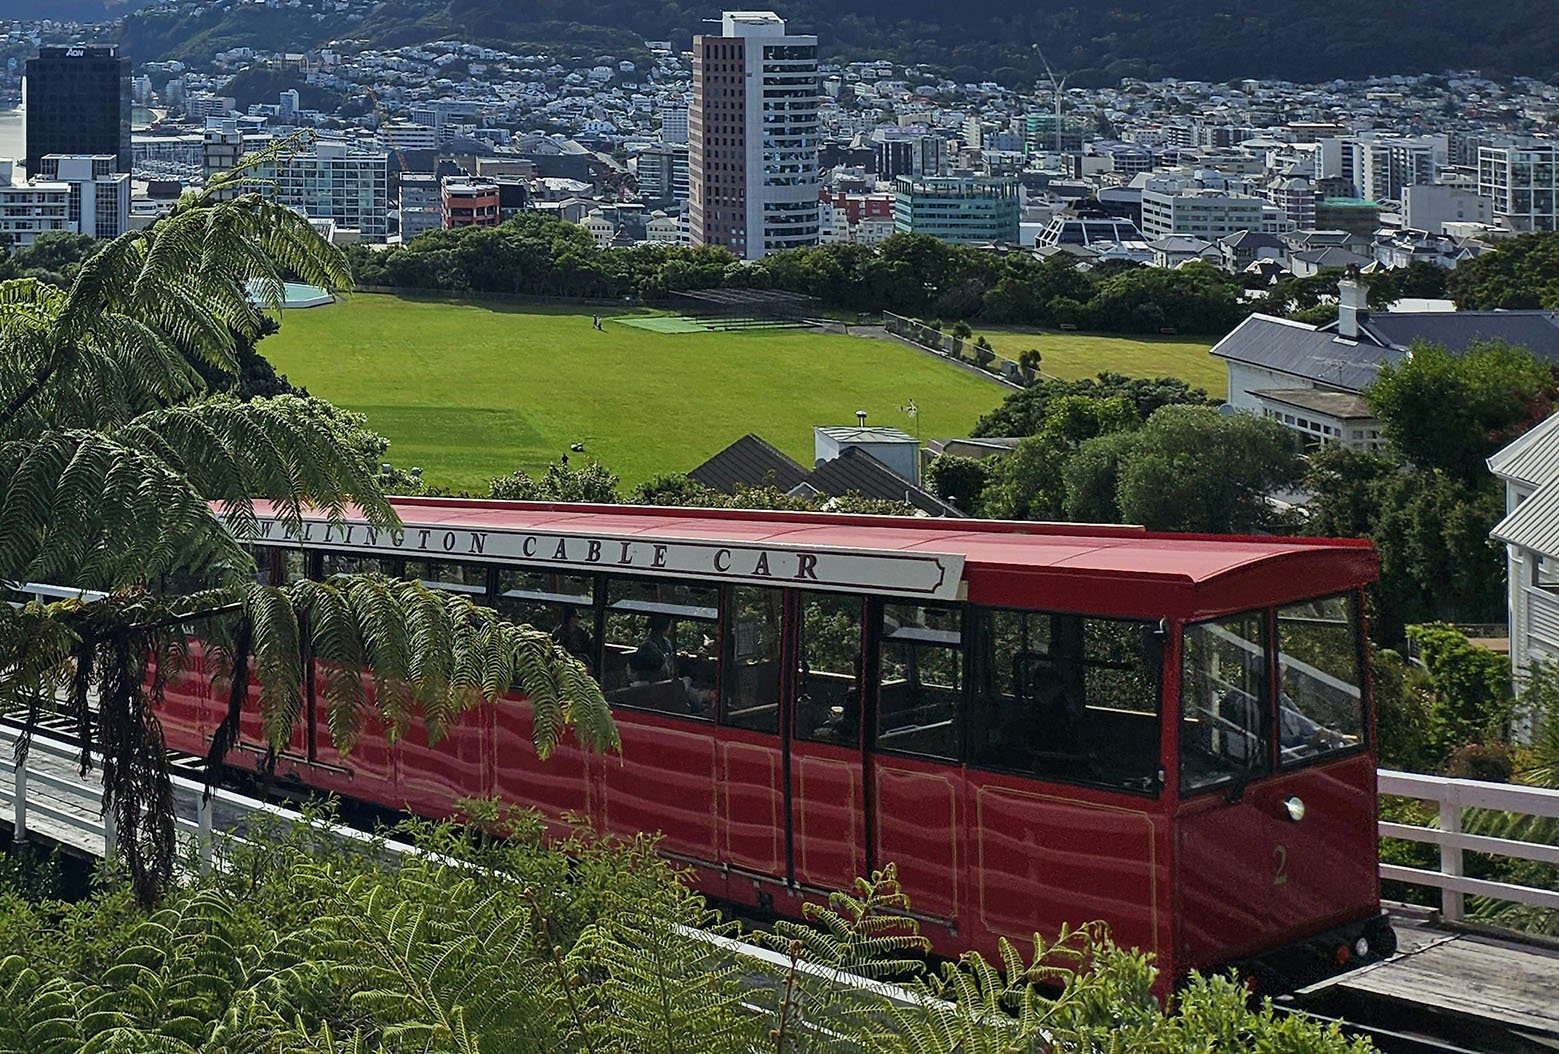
[156,498,1394,992]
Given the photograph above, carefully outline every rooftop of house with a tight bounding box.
[1490,412,1559,560]
[687,433,961,517]
[1249,387,1376,420]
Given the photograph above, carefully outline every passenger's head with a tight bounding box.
[558,605,580,627]
[647,613,671,635]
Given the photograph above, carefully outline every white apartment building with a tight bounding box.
[635,142,689,205]
[659,105,689,145]
[1353,136,1439,202]
[646,209,688,245]
[1479,140,1558,233]
[0,160,71,246]
[397,172,442,241]
[35,154,130,238]
[1402,184,1493,235]
[689,11,820,259]
[377,121,439,153]
[244,139,390,240]
[1141,176,1286,240]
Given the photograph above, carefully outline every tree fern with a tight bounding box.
[579,889,766,1054]
[0,168,618,903]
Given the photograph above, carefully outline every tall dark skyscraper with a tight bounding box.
[24,45,132,174]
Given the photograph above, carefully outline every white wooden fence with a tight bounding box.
[1378,768,1559,922]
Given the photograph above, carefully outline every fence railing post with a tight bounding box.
[103,803,117,859]
[197,792,214,872]
[1439,793,1464,922]
[12,757,26,843]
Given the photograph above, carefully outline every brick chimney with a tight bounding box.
[1337,267,1368,340]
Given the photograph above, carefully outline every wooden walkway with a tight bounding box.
[1297,905,1559,1051]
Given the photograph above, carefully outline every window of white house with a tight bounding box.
[1538,555,1559,592]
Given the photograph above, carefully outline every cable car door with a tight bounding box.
[787,590,869,891]
[1176,599,1377,971]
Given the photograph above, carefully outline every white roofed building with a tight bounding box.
[1489,412,1559,683]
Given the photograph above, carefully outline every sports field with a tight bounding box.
[261,295,1006,492]
[975,328,1227,398]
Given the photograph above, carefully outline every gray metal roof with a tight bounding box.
[1292,246,1371,268]
[687,435,961,516]
[801,447,962,516]
[686,433,809,494]
[1361,312,1559,359]
[1209,313,1400,393]
[1492,475,1559,559]
[1221,230,1287,250]
[1488,411,1559,488]
[815,425,917,444]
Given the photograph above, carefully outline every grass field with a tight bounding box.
[261,295,1006,492]
[975,328,1228,398]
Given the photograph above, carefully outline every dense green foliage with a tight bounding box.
[1069,405,1303,532]
[1305,340,1557,640]
[978,395,1138,521]
[1406,623,1517,750]
[1367,341,1557,482]
[0,807,1372,1053]
[345,216,1254,335]
[112,0,1559,83]
[972,390,1301,532]
[970,372,1214,438]
[1446,232,1559,310]
[923,454,991,512]
[0,231,102,289]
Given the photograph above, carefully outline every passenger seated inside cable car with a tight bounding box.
[795,591,864,745]
[602,578,719,718]
[1178,595,1364,794]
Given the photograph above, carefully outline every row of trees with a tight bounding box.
[346,215,1267,334]
[345,211,1505,336]
[1446,231,1559,310]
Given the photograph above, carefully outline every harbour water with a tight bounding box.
[0,108,24,166]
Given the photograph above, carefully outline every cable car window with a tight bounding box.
[970,609,1161,793]
[319,552,400,577]
[278,549,307,585]
[1276,594,1364,765]
[794,592,863,745]
[403,560,491,600]
[602,578,719,720]
[722,586,783,734]
[877,604,961,760]
[496,569,598,671]
[241,545,270,585]
[1180,611,1270,794]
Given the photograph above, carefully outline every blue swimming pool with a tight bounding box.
[247,279,335,309]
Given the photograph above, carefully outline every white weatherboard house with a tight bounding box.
[1489,411,1559,682]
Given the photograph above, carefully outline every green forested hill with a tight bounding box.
[110,0,1559,85]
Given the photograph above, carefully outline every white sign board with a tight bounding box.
[238,514,966,602]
